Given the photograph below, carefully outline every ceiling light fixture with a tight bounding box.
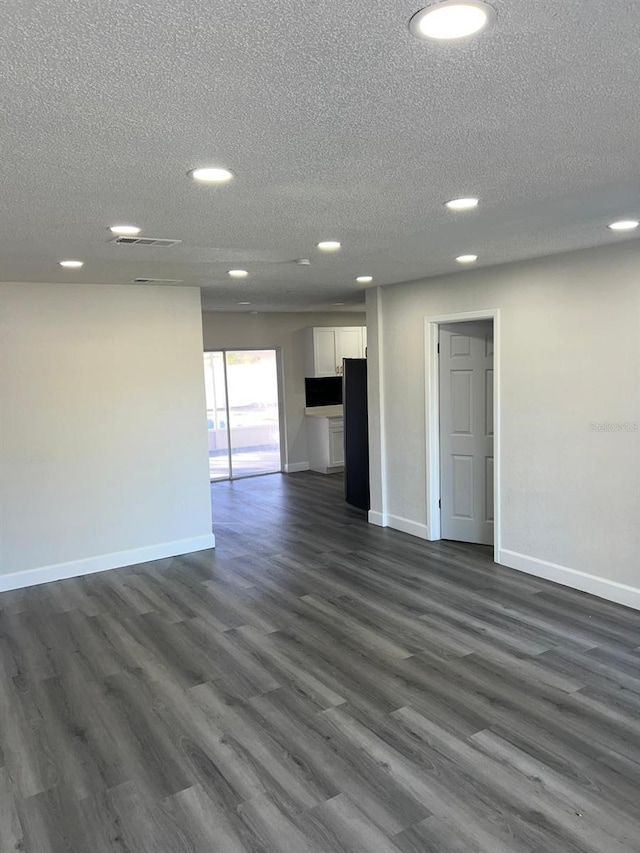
[109,224,141,236]
[228,269,248,278]
[445,197,479,211]
[356,275,373,283]
[456,254,478,263]
[59,259,84,268]
[189,166,234,183]
[608,219,639,231]
[317,241,341,251]
[333,302,345,306]
[409,1,495,41]
[238,301,251,305]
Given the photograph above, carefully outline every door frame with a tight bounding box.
[424,309,501,560]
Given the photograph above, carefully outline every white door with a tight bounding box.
[439,321,494,545]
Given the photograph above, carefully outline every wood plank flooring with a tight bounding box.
[1,471,640,852]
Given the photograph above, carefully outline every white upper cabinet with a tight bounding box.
[304,326,366,377]
[312,328,339,376]
[337,327,363,362]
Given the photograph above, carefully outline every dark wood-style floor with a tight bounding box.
[1,473,640,853]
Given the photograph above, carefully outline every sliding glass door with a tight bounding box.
[203,349,282,481]
[203,351,231,480]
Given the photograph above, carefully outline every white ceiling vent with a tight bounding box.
[131,277,184,283]
[111,236,182,247]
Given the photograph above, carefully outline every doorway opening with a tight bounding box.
[425,310,500,558]
[203,349,283,481]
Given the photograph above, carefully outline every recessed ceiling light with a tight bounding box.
[409,1,495,41]
[59,259,84,268]
[333,302,345,306]
[109,224,141,236]
[189,166,234,183]
[228,269,249,278]
[445,197,479,211]
[317,241,341,251]
[356,275,373,283]
[238,301,251,305]
[456,254,478,264]
[608,219,639,231]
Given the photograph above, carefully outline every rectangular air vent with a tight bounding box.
[112,236,182,247]
[131,277,184,284]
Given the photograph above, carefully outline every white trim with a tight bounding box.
[377,289,388,522]
[275,346,287,474]
[368,510,388,527]
[424,309,501,559]
[499,549,640,612]
[284,461,310,473]
[0,534,216,593]
[387,514,429,540]
[425,321,441,542]
[366,287,388,525]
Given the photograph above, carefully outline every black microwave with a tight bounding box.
[305,376,343,407]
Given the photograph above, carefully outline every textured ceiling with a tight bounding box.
[1,0,640,312]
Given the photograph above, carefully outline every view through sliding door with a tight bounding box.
[203,349,282,481]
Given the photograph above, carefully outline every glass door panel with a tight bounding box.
[226,350,282,478]
[203,351,230,481]
[203,349,282,481]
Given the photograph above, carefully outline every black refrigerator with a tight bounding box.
[343,358,370,510]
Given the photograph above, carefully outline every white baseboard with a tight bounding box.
[498,548,640,611]
[369,511,429,540]
[0,534,216,594]
[387,514,430,540]
[284,462,310,473]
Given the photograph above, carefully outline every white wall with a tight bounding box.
[201,311,366,471]
[368,240,640,609]
[0,283,214,590]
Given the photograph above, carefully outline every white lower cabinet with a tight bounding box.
[328,419,344,468]
[307,416,344,474]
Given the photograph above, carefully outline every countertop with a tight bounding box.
[304,405,344,418]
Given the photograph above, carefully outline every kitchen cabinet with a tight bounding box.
[328,418,345,468]
[307,414,344,474]
[304,326,366,377]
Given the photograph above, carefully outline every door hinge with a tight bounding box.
[438,498,441,509]
[437,342,440,355]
